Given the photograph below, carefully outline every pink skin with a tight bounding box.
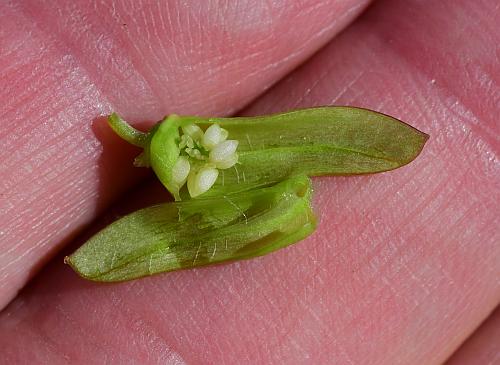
[445,306,500,365]
[0,0,499,364]
[0,0,369,308]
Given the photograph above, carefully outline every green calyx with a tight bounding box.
[108,113,240,200]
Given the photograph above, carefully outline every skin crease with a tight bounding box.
[0,0,371,309]
[445,306,500,365]
[0,0,499,365]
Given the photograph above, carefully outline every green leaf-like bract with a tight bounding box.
[108,107,429,200]
[194,107,429,197]
[66,175,316,282]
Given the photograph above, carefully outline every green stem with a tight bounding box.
[108,113,148,148]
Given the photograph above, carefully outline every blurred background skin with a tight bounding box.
[0,0,498,364]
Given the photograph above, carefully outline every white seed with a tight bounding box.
[202,124,228,150]
[209,140,239,163]
[182,123,203,141]
[214,153,238,169]
[187,167,219,197]
[202,124,222,149]
[171,156,190,186]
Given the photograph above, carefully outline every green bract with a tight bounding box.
[67,106,429,282]
[108,107,429,200]
[66,175,316,282]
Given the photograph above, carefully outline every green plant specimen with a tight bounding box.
[66,106,428,282]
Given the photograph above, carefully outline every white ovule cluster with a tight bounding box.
[172,123,238,198]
